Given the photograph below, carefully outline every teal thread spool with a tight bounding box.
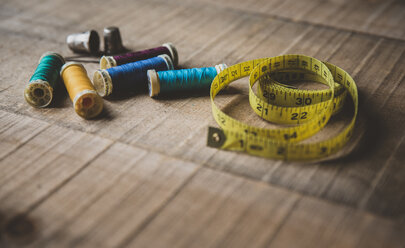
[24,52,65,107]
[147,64,227,97]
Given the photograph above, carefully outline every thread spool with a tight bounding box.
[60,62,103,119]
[24,52,65,108]
[147,64,227,97]
[100,43,178,69]
[66,30,100,54]
[93,54,173,97]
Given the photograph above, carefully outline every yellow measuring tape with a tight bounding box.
[207,54,358,161]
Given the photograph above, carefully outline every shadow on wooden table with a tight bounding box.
[323,90,382,164]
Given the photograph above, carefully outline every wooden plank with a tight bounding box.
[182,0,405,41]
[270,196,405,248]
[0,118,70,185]
[0,110,49,160]
[367,0,405,41]
[359,56,405,218]
[127,168,405,248]
[126,167,299,248]
[184,14,279,65]
[19,142,198,247]
[0,117,113,214]
[365,133,405,220]
[320,41,405,210]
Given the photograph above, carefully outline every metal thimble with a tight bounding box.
[66,30,100,54]
[103,27,125,55]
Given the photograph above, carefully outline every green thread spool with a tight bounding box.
[24,52,65,108]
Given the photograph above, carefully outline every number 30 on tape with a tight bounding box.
[207,54,358,161]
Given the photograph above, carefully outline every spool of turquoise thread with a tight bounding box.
[147,64,227,97]
[24,52,65,107]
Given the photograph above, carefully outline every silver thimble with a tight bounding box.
[67,30,100,54]
[103,27,125,55]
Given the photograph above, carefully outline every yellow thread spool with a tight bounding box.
[60,62,103,119]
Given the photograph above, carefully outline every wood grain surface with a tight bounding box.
[0,0,404,247]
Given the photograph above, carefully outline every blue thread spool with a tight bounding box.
[93,55,173,97]
[147,64,227,97]
[24,52,65,107]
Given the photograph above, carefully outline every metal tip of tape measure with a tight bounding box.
[207,127,226,148]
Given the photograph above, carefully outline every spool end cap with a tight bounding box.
[162,43,178,67]
[92,70,113,97]
[147,69,160,97]
[100,56,117,69]
[158,54,174,70]
[73,90,104,119]
[24,80,53,108]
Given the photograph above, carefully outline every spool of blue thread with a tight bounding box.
[93,54,173,97]
[147,64,227,97]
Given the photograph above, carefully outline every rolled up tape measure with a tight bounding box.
[207,54,358,161]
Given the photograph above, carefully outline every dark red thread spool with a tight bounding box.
[100,43,178,69]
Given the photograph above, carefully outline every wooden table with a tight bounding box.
[1,0,404,247]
